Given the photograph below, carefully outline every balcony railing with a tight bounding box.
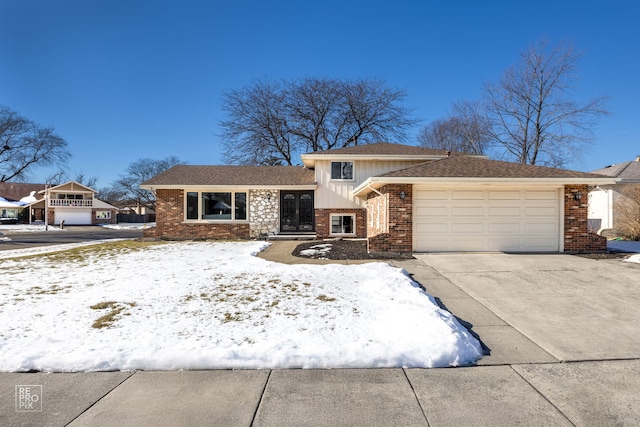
[49,199,93,207]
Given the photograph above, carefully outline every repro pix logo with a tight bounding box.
[15,385,43,412]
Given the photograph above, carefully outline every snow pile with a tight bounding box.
[0,224,63,232]
[624,254,640,264]
[298,243,333,259]
[0,241,483,372]
[99,222,155,230]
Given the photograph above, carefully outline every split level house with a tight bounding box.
[141,142,617,254]
[0,181,118,225]
[588,156,640,233]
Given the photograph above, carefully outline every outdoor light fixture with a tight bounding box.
[400,191,406,200]
[266,192,271,202]
[574,191,582,201]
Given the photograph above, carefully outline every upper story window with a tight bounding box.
[331,161,353,180]
[56,194,84,200]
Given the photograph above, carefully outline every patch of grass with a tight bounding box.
[90,301,136,329]
[25,284,71,295]
[17,240,166,262]
[316,294,336,302]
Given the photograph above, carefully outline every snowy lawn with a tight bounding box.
[0,241,483,372]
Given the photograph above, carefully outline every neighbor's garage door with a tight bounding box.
[413,186,561,252]
[54,209,92,225]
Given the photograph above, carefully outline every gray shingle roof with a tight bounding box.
[304,142,465,156]
[591,160,640,181]
[141,165,316,187]
[379,156,611,179]
[0,182,45,201]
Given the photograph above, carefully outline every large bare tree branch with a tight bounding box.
[220,77,417,164]
[0,106,71,182]
[484,40,608,167]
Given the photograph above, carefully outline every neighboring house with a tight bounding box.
[0,197,24,223]
[588,156,640,233]
[141,142,616,253]
[0,182,46,222]
[10,181,119,225]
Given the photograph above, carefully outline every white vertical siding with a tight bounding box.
[314,159,428,209]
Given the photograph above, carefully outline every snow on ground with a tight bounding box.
[0,224,63,232]
[100,222,155,230]
[0,241,483,372]
[298,243,333,259]
[624,254,640,264]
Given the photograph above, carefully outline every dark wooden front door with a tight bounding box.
[280,191,314,232]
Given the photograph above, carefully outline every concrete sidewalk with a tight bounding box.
[2,243,640,426]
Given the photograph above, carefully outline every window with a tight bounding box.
[202,192,232,219]
[331,162,353,180]
[56,194,84,199]
[186,192,198,219]
[185,191,248,221]
[331,214,355,235]
[95,211,111,219]
[235,192,247,220]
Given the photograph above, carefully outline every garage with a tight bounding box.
[54,209,92,225]
[413,186,561,252]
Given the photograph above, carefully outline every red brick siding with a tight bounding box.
[367,184,413,254]
[315,208,367,239]
[151,189,250,240]
[564,184,606,252]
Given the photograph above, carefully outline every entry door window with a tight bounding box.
[281,191,314,232]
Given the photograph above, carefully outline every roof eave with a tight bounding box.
[353,176,620,197]
[140,184,318,191]
[300,154,488,168]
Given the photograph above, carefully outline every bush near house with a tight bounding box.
[615,185,640,240]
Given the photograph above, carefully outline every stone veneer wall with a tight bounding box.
[148,189,250,240]
[315,208,367,239]
[367,184,413,254]
[564,184,607,252]
[249,190,279,238]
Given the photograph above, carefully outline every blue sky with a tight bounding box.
[1,0,638,188]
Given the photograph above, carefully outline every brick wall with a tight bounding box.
[367,184,413,254]
[150,189,250,240]
[315,208,367,239]
[564,184,607,252]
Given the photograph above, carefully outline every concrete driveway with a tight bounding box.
[412,253,640,362]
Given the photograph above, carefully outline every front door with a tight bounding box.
[281,191,314,232]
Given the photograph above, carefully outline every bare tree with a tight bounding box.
[286,77,344,152]
[220,77,417,165]
[0,106,71,182]
[418,100,491,154]
[113,156,185,211]
[484,41,608,167]
[340,78,417,147]
[615,185,640,240]
[71,171,98,189]
[221,81,294,165]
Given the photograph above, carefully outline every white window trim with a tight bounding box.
[330,214,356,236]
[95,211,111,219]
[184,190,249,223]
[330,161,355,181]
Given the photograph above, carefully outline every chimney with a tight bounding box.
[635,155,640,162]
[446,151,451,157]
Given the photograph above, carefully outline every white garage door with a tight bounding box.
[413,186,561,252]
[54,209,92,225]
